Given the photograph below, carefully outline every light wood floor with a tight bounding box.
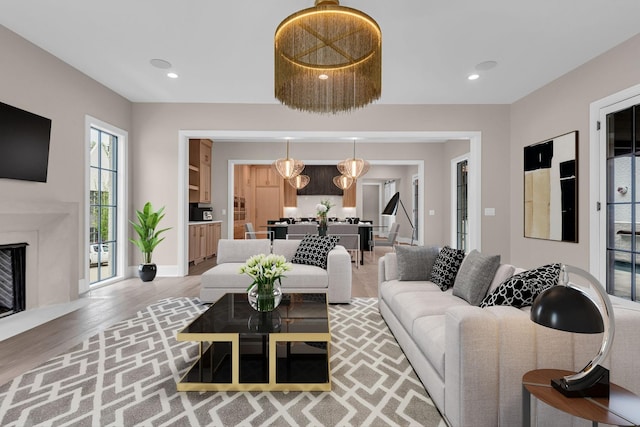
[0,248,389,387]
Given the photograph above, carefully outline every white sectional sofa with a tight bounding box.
[200,238,352,304]
[378,249,640,427]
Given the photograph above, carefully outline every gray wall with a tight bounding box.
[510,33,640,270]
[0,25,132,298]
[130,106,512,269]
[5,22,639,295]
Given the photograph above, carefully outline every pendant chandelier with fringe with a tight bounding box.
[274,0,382,114]
[273,139,305,179]
[337,139,370,179]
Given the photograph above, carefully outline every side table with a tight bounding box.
[522,369,640,426]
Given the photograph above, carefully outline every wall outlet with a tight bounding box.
[429,210,435,216]
[221,209,226,215]
[484,208,496,216]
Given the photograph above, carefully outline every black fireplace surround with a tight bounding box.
[0,243,27,317]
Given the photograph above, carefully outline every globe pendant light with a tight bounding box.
[337,139,370,179]
[333,174,354,190]
[289,174,310,189]
[273,139,305,179]
[274,0,382,114]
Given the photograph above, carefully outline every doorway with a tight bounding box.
[451,155,469,251]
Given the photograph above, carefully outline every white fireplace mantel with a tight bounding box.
[0,200,79,311]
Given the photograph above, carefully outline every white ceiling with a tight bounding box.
[1,0,639,106]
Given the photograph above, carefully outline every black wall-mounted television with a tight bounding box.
[0,101,52,183]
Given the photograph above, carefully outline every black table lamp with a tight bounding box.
[381,192,415,245]
[530,264,615,398]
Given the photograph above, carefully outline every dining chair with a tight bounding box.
[328,223,360,268]
[286,223,318,240]
[244,222,273,240]
[370,222,400,257]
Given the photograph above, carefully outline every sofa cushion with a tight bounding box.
[280,264,328,288]
[430,246,466,291]
[452,250,501,306]
[291,235,339,269]
[396,245,440,281]
[201,263,254,289]
[389,290,468,334]
[480,263,561,308]
[272,239,300,261]
[413,315,446,378]
[379,279,442,304]
[487,264,516,295]
[216,239,271,264]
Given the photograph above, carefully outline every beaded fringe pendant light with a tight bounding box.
[333,174,354,190]
[274,0,382,114]
[273,140,305,179]
[337,139,370,179]
[289,174,310,189]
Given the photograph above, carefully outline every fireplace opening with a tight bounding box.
[0,243,27,318]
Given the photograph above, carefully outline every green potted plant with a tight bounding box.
[129,202,170,282]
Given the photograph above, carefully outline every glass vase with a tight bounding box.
[318,215,328,236]
[248,281,283,312]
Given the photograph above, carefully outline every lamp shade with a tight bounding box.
[382,192,400,215]
[273,140,305,180]
[529,264,614,398]
[333,175,353,190]
[288,174,310,189]
[531,285,604,334]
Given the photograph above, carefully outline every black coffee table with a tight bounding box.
[177,293,331,391]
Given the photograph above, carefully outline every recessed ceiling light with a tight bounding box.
[318,74,329,80]
[150,58,172,69]
[468,73,480,81]
[475,60,498,71]
[167,72,179,79]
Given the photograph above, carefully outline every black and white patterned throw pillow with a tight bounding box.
[291,235,339,269]
[480,263,561,308]
[430,246,466,291]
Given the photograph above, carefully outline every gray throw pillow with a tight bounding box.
[452,250,501,306]
[395,245,440,281]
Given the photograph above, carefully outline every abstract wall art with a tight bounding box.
[524,131,578,242]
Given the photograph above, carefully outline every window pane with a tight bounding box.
[608,203,632,250]
[607,107,633,158]
[100,170,116,205]
[100,206,116,242]
[89,206,100,244]
[103,241,116,277]
[90,128,100,167]
[609,251,632,299]
[608,157,632,203]
[100,132,117,171]
[90,167,100,201]
[635,105,640,155]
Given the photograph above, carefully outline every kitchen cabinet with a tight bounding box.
[283,179,297,207]
[189,139,212,203]
[255,165,280,187]
[343,185,356,207]
[188,221,221,264]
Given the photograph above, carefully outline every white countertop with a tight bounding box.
[189,220,222,225]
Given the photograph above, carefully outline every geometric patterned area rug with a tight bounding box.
[0,297,445,426]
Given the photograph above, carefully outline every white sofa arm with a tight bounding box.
[326,245,352,303]
[445,306,500,427]
[378,253,398,290]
